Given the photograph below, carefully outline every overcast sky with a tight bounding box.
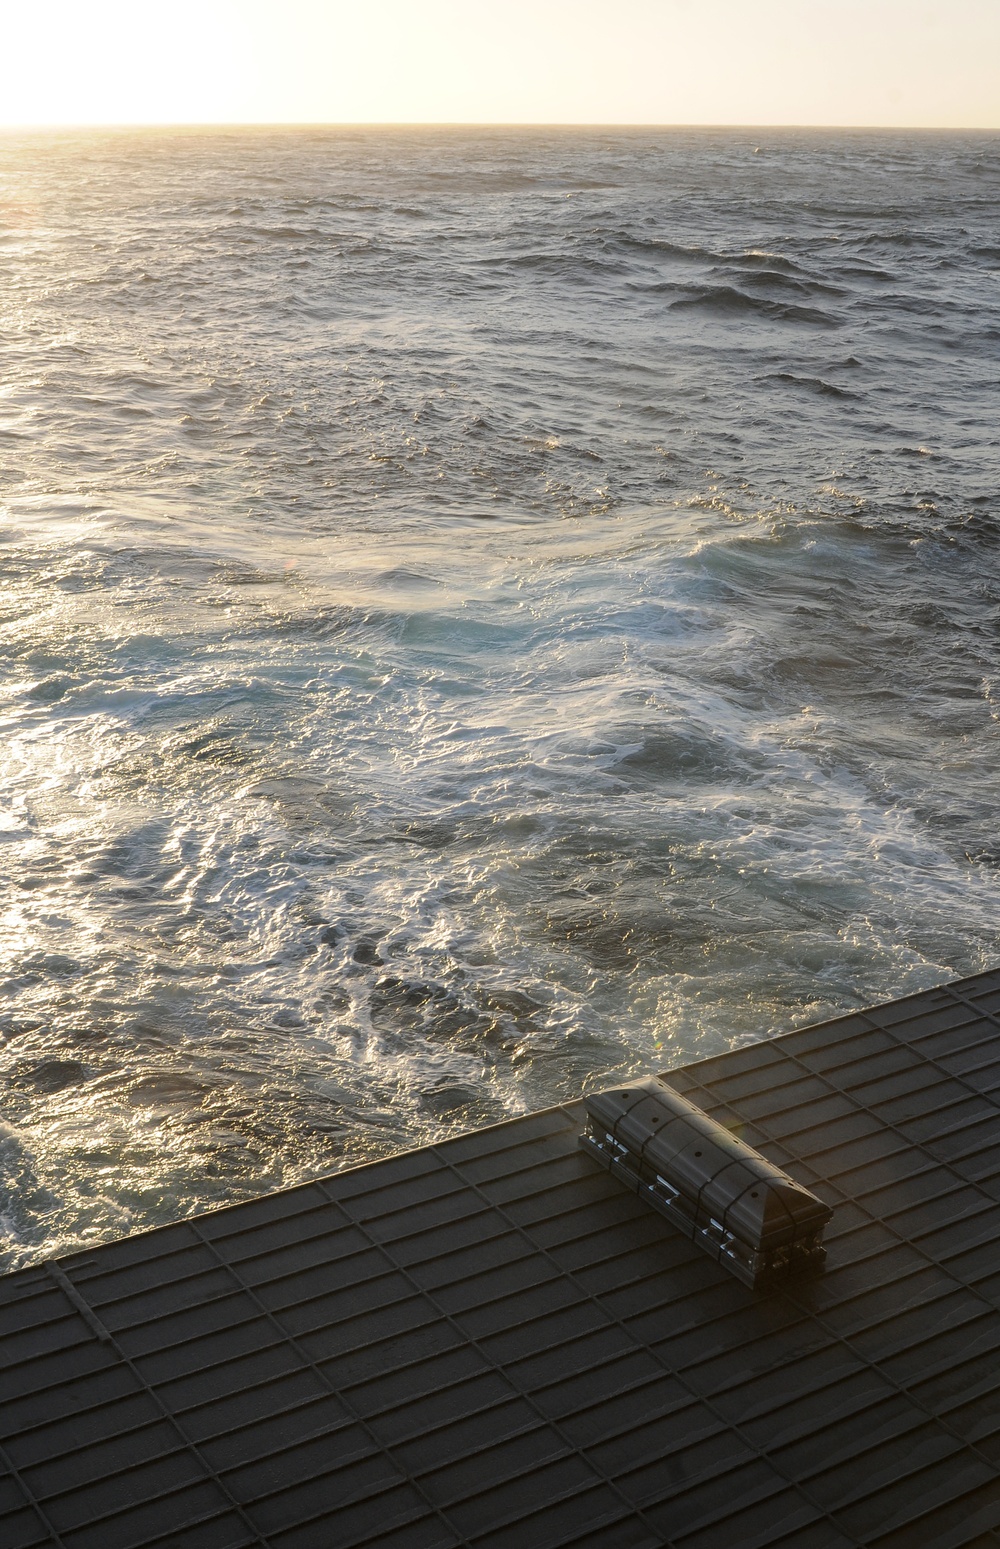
[3,0,998,128]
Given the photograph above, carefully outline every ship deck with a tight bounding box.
[5,968,1000,1548]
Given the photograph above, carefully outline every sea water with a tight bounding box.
[1,127,998,1268]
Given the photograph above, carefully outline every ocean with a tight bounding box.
[1,126,998,1270]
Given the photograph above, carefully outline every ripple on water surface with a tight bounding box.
[0,127,998,1269]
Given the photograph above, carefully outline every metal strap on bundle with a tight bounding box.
[580,1076,833,1290]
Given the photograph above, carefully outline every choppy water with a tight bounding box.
[1,127,999,1270]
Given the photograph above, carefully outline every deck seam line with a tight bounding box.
[0,1435,71,1549]
[13,1171,996,1474]
[37,1261,271,1549]
[430,1141,867,1548]
[659,1058,1000,1503]
[8,968,1000,1548]
[316,1178,674,1549]
[184,1215,475,1549]
[931,984,1000,1042]
[860,998,1000,1121]
[553,1099,1000,1525]
[666,1062,1000,1320]
[717,970,1000,1072]
[676,1023,1000,1210]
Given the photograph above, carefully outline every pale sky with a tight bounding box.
[2,0,998,129]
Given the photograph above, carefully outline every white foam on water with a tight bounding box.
[0,127,998,1267]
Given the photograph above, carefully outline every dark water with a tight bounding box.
[1,127,999,1269]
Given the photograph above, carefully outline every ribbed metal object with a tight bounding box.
[581,1076,833,1289]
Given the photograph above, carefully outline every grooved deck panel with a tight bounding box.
[5,969,1000,1548]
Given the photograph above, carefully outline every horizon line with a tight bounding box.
[1,120,999,134]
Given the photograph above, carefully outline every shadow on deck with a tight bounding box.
[4,969,1000,1548]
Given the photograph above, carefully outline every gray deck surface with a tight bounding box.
[4,969,1000,1549]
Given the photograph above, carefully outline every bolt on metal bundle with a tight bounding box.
[581,1077,833,1290]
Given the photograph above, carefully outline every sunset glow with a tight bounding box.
[2,0,998,128]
